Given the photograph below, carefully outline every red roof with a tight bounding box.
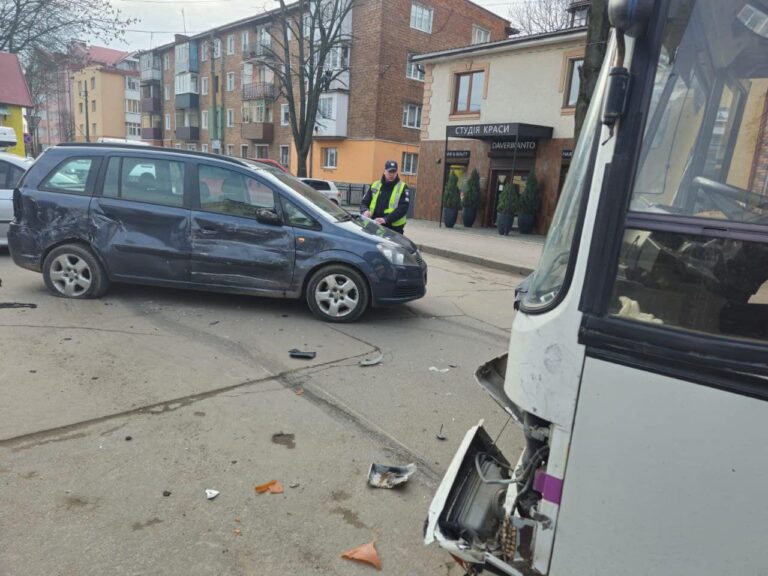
[88,46,129,66]
[0,52,33,107]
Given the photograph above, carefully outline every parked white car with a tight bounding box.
[299,178,342,205]
[0,151,34,247]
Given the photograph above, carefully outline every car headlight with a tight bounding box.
[377,243,420,267]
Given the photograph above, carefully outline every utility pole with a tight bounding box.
[81,79,91,143]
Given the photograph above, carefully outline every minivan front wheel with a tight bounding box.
[306,265,369,323]
[43,244,109,299]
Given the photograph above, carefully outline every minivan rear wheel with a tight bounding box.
[306,265,369,323]
[43,244,109,299]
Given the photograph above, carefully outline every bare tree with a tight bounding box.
[574,0,609,141]
[507,0,571,35]
[0,0,135,56]
[262,0,354,177]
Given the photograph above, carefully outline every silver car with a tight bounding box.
[0,152,33,247]
[299,178,342,205]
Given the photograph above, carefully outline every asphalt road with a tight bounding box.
[0,250,526,576]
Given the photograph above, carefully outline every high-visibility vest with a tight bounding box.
[369,180,407,227]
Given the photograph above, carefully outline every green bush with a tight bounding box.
[496,181,514,214]
[516,171,540,214]
[443,171,460,209]
[462,168,481,209]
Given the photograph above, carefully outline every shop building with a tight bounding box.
[412,26,587,233]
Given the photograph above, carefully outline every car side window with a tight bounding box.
[198,164,276,218]
[9,165,25,188]
[41,158,96,195]
[0,161,9,188]
[102,157,185,207]
[281,197,319,229]
[313,180,331,191]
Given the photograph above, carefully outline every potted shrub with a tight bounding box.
[461,168,481,228]
[496,181,515,235]
[516,171,540,234]
[442,171,460,228]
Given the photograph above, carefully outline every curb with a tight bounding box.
[417,244,536,277]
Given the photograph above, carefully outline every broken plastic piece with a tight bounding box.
[289,482,300,489]
[436,424,447,441]
[429,366,450,373]
[205,489,220,500]
[254,480,284,494]
[289,349,317,359]
[367,462,417,489]
[234,528,241,536]
[341,540,382,571]
[359,353,384,367]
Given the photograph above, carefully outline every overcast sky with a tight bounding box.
[108,0,514,52]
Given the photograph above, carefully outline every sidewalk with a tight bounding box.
[406,219,545,276]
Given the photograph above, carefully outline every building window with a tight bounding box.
[410,2,433,33]
[79,123,84,136]
[280,145,290,166]
[163,53,170,70]
[322,147,337,169]
[201,110,208,129]
[213,39,221,58]
[175,143,181,149]
[255,144,269,158]
[92,122,97,134]
[126,99,140,113]
[241,31,249,51]
[91,77,96,90]
[226,72,235,92]
[201,76,209,95]
[564,58,583,108]
[126,122,141,137]
[453,70,484,114]
[402,103,422,129]
[226,108,234,127]
[91,100,96,112]
[281,103,290,126]
[164,83,170,100]
[472,25,490,44]
[571,6,589,27]
[401,152,418,175]
[227,34,235,55]
[188,143,197,151]
[165,114,171,130]
[202,143,209,153]
[201,42,208,62]
[78,102,83,114]
[243,100,272,123]
[406,53,424,81]
[318,95,333,119]
[240,144,248,158]
[226,144,234,156]
[126,77,138,91]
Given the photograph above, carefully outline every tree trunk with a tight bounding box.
[574,0,610,143]
[296,150,309,177]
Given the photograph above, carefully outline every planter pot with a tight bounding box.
[443,207,459,228]
[518,212,537,234]
[462,206,478,228]
[496,213,513,235]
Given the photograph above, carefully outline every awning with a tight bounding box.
[446,122,553,140]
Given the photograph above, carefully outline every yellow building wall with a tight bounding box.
[299,139,421,187]
[72,67,127,142]
[0,106,27,157]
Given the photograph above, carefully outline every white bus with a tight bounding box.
[425,1,768,574]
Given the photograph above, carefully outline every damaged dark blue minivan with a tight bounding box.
[8,144,427,322]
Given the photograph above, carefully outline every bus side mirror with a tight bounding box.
[608,0,655,38]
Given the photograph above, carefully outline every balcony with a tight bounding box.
[141,127,162,140]
[176,126,200,141]
[241,122,274,142]
[175,93,199,109]
[141,97,161,113]
[242,42,274,62]
[242,82,276,101]
[140,68,162,83]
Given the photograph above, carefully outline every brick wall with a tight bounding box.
[347,0,384,138]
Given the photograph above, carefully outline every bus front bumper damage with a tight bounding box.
[424,354,556,576]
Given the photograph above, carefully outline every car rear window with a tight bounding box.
[41,157,97,195]
[306,179,331,191]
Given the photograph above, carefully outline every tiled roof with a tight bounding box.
[0,52,33,107]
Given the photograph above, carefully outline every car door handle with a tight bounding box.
[199,226,218,235]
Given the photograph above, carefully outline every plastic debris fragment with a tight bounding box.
[205,489,220,500]
[341,541,382,571]
[367,462,417,489]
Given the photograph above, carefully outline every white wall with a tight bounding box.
[426,39,584,141]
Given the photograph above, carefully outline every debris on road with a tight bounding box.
[289,482,300,489]
[209,320,219,326]
[359,353,384,367]
[295,387,304,396]
[341,541,382,571]
[271,432,295,449]
[254,480,284,494]
[205,489,220,500]
[162,490,172,497]
[436,425,447,441]
[367,463,417,489]
[125,436,132,441]
[0,302,38,309]
[234,528,241,536]
[429,366,450,373]
[289,349,317,360]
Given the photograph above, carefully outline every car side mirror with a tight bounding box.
[256,208,282,226]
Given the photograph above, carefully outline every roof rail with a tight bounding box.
[55,142,249,167]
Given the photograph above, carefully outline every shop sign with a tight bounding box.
[447,123,518,138]
[446,150,470,161]
[562,149,573,160]
[490,139,537,153]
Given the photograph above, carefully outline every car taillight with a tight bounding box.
[12,188,22,221]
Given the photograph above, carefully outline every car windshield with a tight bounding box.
[268,171,351,221]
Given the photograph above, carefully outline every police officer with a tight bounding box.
[360,160,410,234]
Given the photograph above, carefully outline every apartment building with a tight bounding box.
[140,0,509,186]
[71,49,141,143]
